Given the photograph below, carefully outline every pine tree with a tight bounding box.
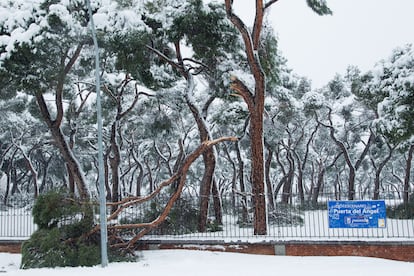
[224,0,331,235]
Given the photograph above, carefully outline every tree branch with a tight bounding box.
[145,44,184,74]
[90,136,238,246]
[229,76,254,110]
[252,0,264,50]
[224,0,260,80]
[265,0,280,9]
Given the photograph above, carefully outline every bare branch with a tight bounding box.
[265,0,280,10]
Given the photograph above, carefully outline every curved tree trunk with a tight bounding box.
[186,95,217,232]
[35,93,89,199]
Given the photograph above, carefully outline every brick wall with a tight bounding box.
[285,242,414,262]
[2,240,414,262]
[136,241,414,262]
[0,241,21,254]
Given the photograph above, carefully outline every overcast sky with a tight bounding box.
[235,0,414,89]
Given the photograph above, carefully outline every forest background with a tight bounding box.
[0,0,413,243]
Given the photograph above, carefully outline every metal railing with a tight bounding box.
[1,192,413,240]
[0,200,37,239]
[126,192,414,240]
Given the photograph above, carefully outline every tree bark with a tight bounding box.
[225,0,270,235]
[265,145,275,211]
[109,123,121,212]
[403,144,414,204]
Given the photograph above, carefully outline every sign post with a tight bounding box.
[328,200,386,228]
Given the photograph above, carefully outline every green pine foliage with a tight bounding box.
[387,194,414,219]
[21,189,134,269]
[120,197,199,235]
[306,0,333,15]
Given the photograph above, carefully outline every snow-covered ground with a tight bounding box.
[1,250,414,276]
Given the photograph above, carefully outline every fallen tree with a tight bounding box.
[90,136,237,249]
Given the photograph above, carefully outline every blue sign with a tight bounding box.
[328,200,386,228]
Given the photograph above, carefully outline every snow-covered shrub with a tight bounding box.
[387,194,414,219]
[268,204,304,226]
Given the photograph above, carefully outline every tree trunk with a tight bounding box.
[51,127,89,199]
[225,0,268,235]
[198,147,216,232]
[29,99,88,196]
[109,123,121,212]
[311,164,325,206]
[179,71,218,232]
[4,169,11,205]
[295,156,305,206]
[235,141,248,224]
[274,147,287,199]
[265,146,275,211]
[11,167,19,196]
[135,160,143,197]
[211,179,223,225]
[372,143,394,200]
[282,151,294,204]
[24,157,38,198]
[104,152,111,200]
[249,107,267,234]
[403,144,414,204]
[223,142,237,211]
[348,167,356,200]
[39,155,52,193]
